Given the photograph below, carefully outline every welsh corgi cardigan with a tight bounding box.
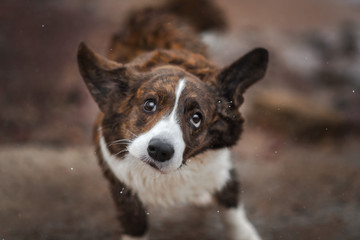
[77,1,268,239]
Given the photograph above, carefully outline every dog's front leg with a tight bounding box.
[109,180,148,240]
[215,169,262,240]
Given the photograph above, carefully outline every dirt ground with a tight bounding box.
[1,0,360,239]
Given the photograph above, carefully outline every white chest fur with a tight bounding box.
[99,135,233,207]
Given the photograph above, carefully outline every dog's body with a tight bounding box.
[78,1,268,239]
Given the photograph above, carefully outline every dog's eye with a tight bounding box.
[190,112,202,128]
[143,99,157,113]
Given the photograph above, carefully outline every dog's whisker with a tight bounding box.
[99,122,117,129]
[108,143,131,147]
[112,139,132,143]
[109,140,131,145]
[114,149,129,156]
[126,129,138,138]
[107,138,132,147]
[186,145,196,150]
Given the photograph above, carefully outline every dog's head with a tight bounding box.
[77,43,268,173]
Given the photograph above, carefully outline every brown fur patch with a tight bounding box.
[108,0,227,63]
[162,0,227,32]
[108,8,207,63]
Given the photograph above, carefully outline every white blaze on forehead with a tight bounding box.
[126,78,187,173]
[169,78,186,121]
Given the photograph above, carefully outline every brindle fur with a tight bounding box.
[78,0,268,238]
[107,0,226,63]
[215,169,241,208]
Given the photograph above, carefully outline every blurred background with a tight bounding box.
[0,0,359,239]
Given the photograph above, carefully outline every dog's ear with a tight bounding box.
[77,42,129,112]
[216,48,268,107]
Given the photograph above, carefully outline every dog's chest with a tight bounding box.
[99,135,233,207]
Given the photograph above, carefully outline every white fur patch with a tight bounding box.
[100,133,232,207]
[169,78,186,121]
[127,78,186,173]
[221,206,262,240]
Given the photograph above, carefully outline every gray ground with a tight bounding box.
[1,129,359,240]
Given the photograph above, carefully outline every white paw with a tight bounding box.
[122,234,148,240]
[221,206,262,240]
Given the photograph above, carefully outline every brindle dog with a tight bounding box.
[77,1,268,239]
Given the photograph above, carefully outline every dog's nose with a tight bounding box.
[147,138,174,162]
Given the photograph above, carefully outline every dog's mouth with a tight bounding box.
[148,161,161,171]
[139,156,181,174]
[139,156,164,172]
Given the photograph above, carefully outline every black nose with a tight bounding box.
[147,138,174,162]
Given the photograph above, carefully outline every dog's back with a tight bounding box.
[107,0,226,62]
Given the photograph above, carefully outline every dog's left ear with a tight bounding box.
[77,42,130,112]
[216,48,269,107]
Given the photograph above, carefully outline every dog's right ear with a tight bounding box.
[216,48,268,107]
[77,42,129,112]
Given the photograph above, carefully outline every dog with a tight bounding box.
[77,1,268,239]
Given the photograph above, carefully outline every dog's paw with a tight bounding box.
[228,222,262,240]
[122,234,148,240]
[221,206,262,240]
